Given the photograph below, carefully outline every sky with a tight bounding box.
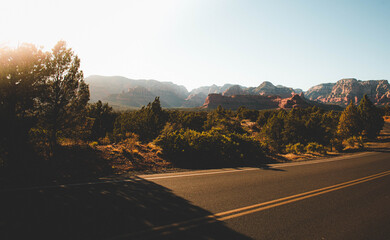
[1,0,389,91]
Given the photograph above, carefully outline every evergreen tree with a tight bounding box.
[337,102,362,139]
[0,44,48,163]
[261,109,286,151]
[114,97,168,142]
[321,110,341,148]
[37,41,89,151]
[358,94,384,139]
[257,110,275,127]
[87,101,117,140]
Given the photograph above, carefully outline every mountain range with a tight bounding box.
[85,75,390,110]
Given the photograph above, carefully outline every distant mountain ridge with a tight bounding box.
[305,78,390,105]
[85,75,188,108]
[85,75,390,109]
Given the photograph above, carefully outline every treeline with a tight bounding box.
[110,95,384,167]
[0,41,387,173]
[257,96,383,154]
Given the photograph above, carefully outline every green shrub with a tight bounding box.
[331,138,344,152]
[154,129,264,168]
[305,142,326,154]
[345,136,364,149]
[114,97,167,142]
[237,107,259,122]
[285,143,305,154]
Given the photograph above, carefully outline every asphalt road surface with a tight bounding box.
[1,151,389,240]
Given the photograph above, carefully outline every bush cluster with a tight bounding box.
[305,142,326,154]
[260,107,340,152]
[285,143,305,154]
[154,129,264,168]
[285,142,326,154]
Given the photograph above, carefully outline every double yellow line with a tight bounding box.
[112,170,390,239]
[217,170,390,221]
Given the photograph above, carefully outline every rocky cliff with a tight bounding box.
[189,84,235,96]
[245,81,295,98]
[222,85,244,96]
[305,83,335,100]
[306,78,390,105]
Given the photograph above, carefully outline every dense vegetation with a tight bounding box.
[0,42,387,183]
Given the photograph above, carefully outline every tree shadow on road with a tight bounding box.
[0,177,252,240]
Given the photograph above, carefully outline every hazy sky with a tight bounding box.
[1,0,389,91]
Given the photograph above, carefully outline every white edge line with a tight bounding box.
[143,168,259,180]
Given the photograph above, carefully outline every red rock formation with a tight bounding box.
[202,93,311,110]
[279,94,311,109]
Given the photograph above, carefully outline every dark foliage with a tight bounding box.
[167,110,208,132]
[357,95,384,139]
[114,97,168,142]
[237,106,259,122]
[203,106,244,134]
[256,110,276,127]
[337,101,362,139]
[87,100,118,140]
[0,41,91,169]
[260,107,341,152]
[154,129,264,168]
[36,41,89,150]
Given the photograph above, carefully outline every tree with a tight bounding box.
[114,97,168,142]
[0,44,47,163]
[358,94,384,139]
[337,102,362,139]
[322,110,341,150]
[237,106,259,122]
[260,109,286,151]
[256,110,275,127]
[87,100,117,140]
[37,41,89,151]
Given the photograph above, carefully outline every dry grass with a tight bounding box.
[94,139,172,175]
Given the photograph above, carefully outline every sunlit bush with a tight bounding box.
[285,143,305,154]
[305,142,326,154]
[345,136,364,149]
[154,129,264,167]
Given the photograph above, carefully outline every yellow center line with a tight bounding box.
[219,170,390,221]
[215,170,390,218]
[110,170,390,239]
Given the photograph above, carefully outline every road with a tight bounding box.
[1,151,389,239]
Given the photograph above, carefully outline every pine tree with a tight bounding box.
[114,97,167,142]
[87,100,117,140]
[0,44,47,163]
[337,101,363,139]
[37,41,89,151]
[261,109,286,151]
[358,94,384,139]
